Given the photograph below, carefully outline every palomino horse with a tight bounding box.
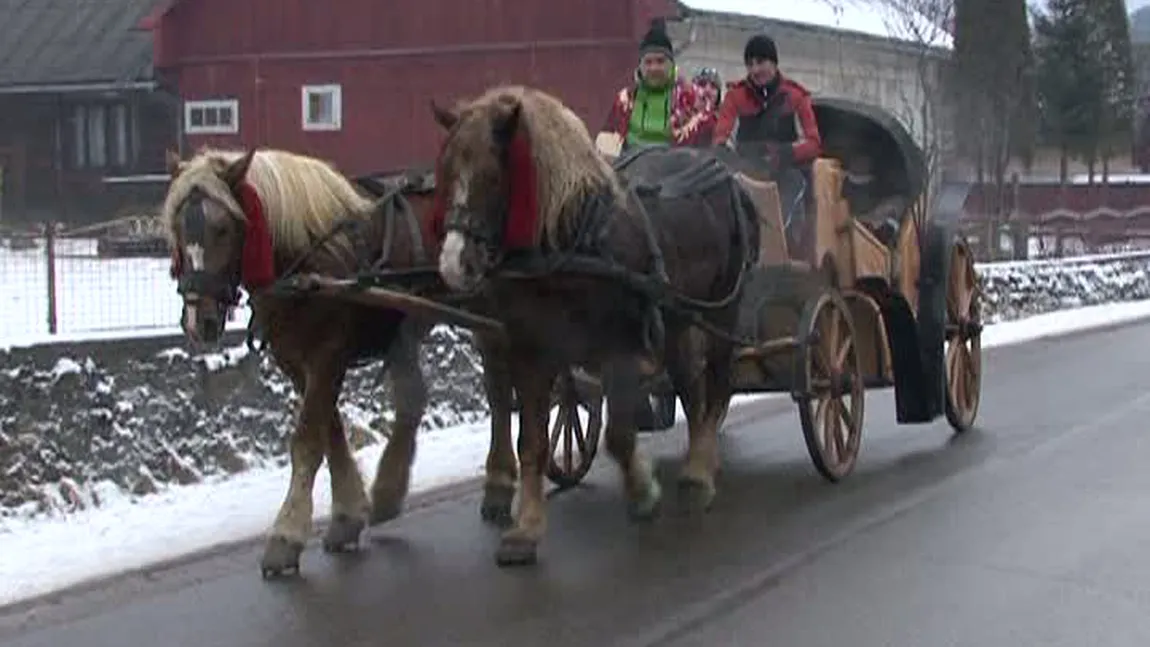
[430,86,759,565]
[161,147,519,577]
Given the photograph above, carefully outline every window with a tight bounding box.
[185,99,239,135]
[302,84,342,131]
[87,105,107,167]
[71,105,86,168]
[67,102,135,169]
[112,104,129,167]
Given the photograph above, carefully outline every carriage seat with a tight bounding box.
[732,173,793,267]
[843,181,906,247]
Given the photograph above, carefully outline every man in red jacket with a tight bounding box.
[712,34,822,254]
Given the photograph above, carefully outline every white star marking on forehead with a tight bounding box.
[186,243,205,271]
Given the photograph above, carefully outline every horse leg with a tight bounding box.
[495,357,556,566]
[261,362,339,577]
[321,401,370,553]
[603,357,662,521]
[475,333,517,525]
[667,330,717,514]
[369,321,428,525]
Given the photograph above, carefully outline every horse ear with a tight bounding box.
[165,149,183,177]
[221,149,256,188]
[430,100,459,130]
[493,100,522,143]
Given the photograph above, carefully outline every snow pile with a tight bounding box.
[1,252,1150,521]
[978,253,1150,323]
[0,325,486,519]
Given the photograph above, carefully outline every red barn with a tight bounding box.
[142,0,675,175]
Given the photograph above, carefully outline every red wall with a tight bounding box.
[154,0,669,174]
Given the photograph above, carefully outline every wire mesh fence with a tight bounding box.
[1,229,249,345]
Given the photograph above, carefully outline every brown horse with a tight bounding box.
[161,147,519,577]
[430,85,759,566]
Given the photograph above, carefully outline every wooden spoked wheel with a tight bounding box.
[944,241,982,433]
[545,369,604,489]
[795,290,865,482]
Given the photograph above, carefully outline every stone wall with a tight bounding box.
[2,253,1150,520]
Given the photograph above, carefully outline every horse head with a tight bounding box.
[429,91,531,292]
[162,148,260,345]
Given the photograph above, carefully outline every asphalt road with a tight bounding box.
[3,320,1150,647]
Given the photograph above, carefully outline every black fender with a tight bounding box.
[911,180,972,423]
[854,278,927,423]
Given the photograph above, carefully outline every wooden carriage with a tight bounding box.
[546,97,982,486]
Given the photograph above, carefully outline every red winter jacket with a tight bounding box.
[712,75,822,164]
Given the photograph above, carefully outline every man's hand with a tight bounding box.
[767,143,794,172]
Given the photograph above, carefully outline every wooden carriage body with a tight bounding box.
[731,95,975,429]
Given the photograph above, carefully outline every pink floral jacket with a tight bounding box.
[601,74,715,147]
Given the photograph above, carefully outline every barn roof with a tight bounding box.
[0,0,165,93]
[678,0,953,50]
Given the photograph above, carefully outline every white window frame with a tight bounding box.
[301,84,342,131]
[184,99,239,135]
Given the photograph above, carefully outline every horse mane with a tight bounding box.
[456,85,623,247]
[160,147,374,257]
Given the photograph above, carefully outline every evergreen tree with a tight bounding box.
[1035,0,1135,179]
[1033,0,1101,180]
[1094,0,1135,176]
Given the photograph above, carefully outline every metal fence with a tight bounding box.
[0,229,249,345]
[2,225,1148,345]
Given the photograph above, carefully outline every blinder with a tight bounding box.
[175,187,243,306]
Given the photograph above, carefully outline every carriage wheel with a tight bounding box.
[545,370,604,489]
[795,290,865,482]
[944,241,982,433]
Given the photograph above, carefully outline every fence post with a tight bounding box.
[45,221,57,335]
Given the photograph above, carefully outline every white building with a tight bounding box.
[667,0,953,153]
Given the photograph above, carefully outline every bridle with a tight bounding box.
[174,187,243,309]
[440,156,513,274]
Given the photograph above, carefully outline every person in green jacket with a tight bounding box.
[598,22,713,152]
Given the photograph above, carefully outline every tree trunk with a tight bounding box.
[1059,145,1068,209]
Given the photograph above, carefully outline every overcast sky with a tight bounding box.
[1129,0,1150,11]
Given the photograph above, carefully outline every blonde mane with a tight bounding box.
[160,147,374,256]
[455,85,623,247]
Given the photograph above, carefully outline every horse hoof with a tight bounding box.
[627,479,663,522]
[495,537,538,567]
[677,478,716,514]
[480,484,515,527]
[260,536,304,579]
[369,495,404,526]
[322,514,366,553]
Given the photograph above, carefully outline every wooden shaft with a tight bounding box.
[281,273,506,335]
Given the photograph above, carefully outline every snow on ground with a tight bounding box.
[3,239,1144,347]
[2,299,1149,607]
[0,238,248,345]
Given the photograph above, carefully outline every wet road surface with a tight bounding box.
[2,320,1150,647]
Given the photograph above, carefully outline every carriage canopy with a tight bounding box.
[812,97,927,201]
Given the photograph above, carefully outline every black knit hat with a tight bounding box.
[744,34,778,64]
[639,24,674,60]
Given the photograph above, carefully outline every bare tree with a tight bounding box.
[866,0,958,246]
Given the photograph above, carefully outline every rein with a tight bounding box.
[242,177,435,353]
[493,148,759,346]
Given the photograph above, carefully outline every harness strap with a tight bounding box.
[247,177,432,354]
